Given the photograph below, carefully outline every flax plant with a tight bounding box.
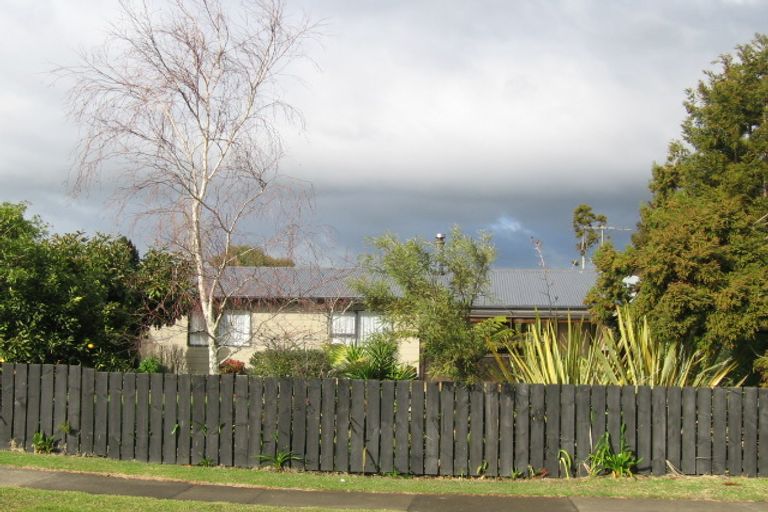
[491,307,736,387]
[596,308,735,388]
[490,317,604,385]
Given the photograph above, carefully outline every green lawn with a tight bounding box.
[0,487,393,512]
[1,451,767,502]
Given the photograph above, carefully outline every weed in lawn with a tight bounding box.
[31,432,56,454]
[382,469,411,479]
[259,450,302,471]
[585,425,639,478]
[197,457,215,467]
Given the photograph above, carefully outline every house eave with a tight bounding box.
[470,306,591,320]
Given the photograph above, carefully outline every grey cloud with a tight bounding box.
[0,0,763,269]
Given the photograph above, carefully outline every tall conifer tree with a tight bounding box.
[588,35,768,379]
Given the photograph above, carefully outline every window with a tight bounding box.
[217,310,251,347]
[188,309,251,347]
[358,312,385,343]
[331,312,357,345]
[330,311,385,345]
[188,310,208,346]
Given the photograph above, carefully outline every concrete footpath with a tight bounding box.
[1,466,767,512]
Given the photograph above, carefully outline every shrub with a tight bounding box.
[219,358,246,375]
[136,356,165,373]
[327,332,417,380]
[249,345,332,378]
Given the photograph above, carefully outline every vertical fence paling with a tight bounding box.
[305,379,322,471]
[759,388,768,477]
[122,372,136,461]
[0,363,767,478]
[232,375,249,468]
[0,363,14,447]
[408,380,424,474]
[378,380,394,474]
[391,381,407,474]
[25,364,41,452]
[66,365,81,455]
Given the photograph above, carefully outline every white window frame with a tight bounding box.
[188,309,252,347]
[330,312,357,345]
[330,310,386,345]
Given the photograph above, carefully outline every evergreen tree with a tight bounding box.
[587,35,768,380]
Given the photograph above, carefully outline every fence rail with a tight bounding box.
[1,363,767,477]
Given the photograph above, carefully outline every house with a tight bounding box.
[144,267,597,375]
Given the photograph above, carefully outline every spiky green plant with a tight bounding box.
[31,432,56,454]
[326,332,416,380]
[491,307,736,387]
[507,317,601,385]
[596,308,735,387]
[585,425,640,478]
[258,450,302,471]
[488,315,606,385]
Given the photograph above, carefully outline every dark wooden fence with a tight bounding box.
[1,363,767,477]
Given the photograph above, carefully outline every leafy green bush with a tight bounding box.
[136,356,165,374]
[0,202,190,370]
[353,226,495,383]
[218,358,246,375]
[249,346,332,378]
[327,333,417,380]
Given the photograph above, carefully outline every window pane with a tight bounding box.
[331,312,356,345]
[188,310,208,346]
[359,312,385,343]
[189,331,208,346]
[217,311,251,347]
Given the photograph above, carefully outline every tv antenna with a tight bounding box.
[578,225,634,269]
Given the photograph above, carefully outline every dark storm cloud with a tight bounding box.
[310,181,648,268]
[0,1,765,267]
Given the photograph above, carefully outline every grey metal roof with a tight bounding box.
[217,267,596,310]
[477,268,597,310]
[218,266,360,299]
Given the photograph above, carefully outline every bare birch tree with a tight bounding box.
[61,0,314,374]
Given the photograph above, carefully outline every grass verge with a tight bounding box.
[1,451,767,502]
[0,486,393,512]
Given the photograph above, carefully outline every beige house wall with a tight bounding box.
[145,309,421,375]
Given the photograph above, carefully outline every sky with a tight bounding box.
[1,0,766,268]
